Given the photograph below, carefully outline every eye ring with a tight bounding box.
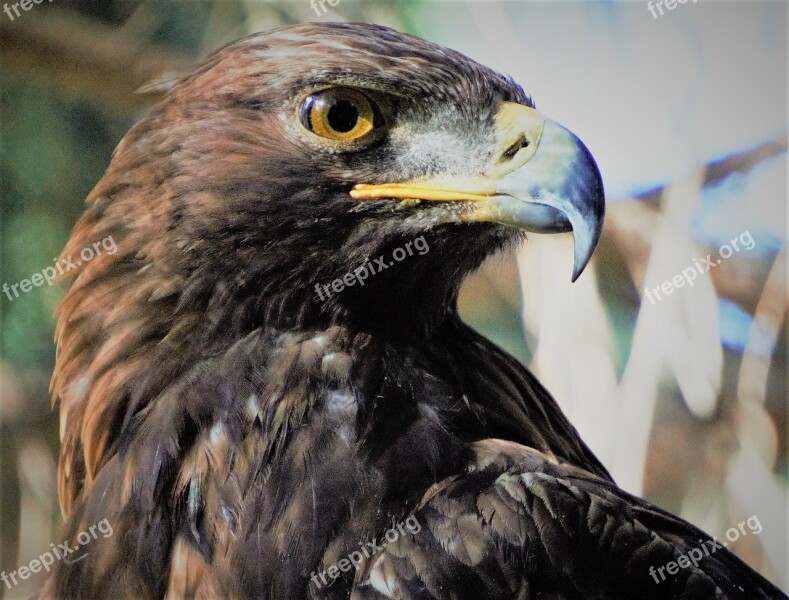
[300,88,378,142]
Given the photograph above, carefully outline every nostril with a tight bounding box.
[502,135,530,159]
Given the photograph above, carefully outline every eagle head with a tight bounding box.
[52,21,603,516]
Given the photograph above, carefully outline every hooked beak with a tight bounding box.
[350,103,605,281]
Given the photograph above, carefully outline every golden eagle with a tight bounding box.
[42,22,784,600]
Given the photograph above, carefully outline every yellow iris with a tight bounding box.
[303,88,375,142]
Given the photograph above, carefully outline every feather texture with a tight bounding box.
[44,22,784,600]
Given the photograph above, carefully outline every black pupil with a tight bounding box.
[327,99,359,133]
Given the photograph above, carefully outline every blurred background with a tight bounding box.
[0,0,786,597]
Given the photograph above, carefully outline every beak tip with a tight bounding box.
[501,118,605,283]
[569,203,604,283]
[570,252,589,282]
[570,254,594,282]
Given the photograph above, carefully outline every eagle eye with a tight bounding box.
[300,88,378,142]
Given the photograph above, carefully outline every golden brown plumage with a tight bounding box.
[45,22,784,600]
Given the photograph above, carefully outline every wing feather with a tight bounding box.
[352,439,785,600]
